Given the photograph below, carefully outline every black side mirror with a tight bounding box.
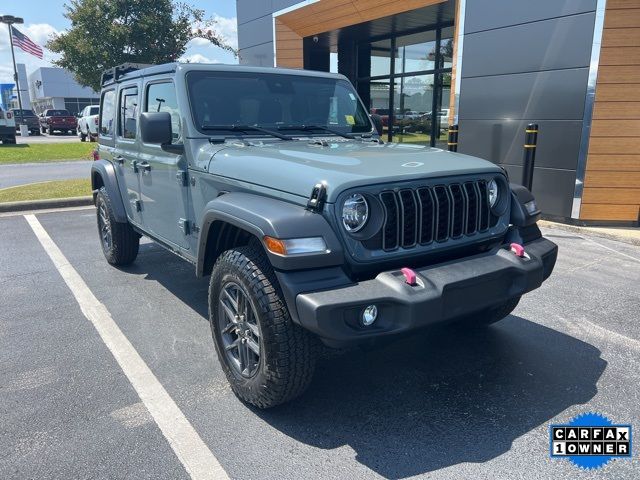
[370,114,383,136]
[140,111,173,144]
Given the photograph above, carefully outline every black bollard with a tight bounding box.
[522,123,538,190]
[447,124,458,152]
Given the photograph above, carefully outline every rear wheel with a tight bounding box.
[79,128,87,142]
[455,296,521,327]
[209,242,317,408]
[95,187,139,266]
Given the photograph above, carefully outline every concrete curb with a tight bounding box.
[0,196,93,213]
[539,220,640,247]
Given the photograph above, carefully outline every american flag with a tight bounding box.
[11,26,43,59]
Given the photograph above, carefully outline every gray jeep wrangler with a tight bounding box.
[92,63,557,408]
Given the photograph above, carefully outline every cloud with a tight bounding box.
[179,53,219,64]
[0,23,61,83]
[191,14,237,51]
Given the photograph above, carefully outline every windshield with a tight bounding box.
[187,71,372,136]
[89,106,99,115]
[49,110,71,116]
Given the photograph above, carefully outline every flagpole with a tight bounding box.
[1,16,25,120]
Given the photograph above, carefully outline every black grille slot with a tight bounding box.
[398,189,418,247]
[477,180,490,231]
[416,187,434,244]
[380,191,399,251]
[372,179,497,252]
[464,182,479,235]
[433,186,451,242]
[449,184,465,239]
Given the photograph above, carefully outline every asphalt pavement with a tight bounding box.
[0,161,93,189]
[1,208,639,479]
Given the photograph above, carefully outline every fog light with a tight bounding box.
[362,305,378,326]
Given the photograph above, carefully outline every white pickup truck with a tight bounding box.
[0,105,17,144]
[77,105,100,142]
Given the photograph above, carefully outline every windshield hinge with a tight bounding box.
[306,183,327,212]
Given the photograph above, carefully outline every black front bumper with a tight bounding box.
[294,237,557,344]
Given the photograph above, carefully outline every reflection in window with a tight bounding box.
[392,75,434,145]
[99,90,115,137]
[119,88,138,140]
[146,82,181,144]
[370,39,395,77]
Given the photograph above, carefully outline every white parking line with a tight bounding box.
[24,214,229,480]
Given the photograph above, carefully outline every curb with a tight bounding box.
[0,196,93,213]
[539,220,640,247]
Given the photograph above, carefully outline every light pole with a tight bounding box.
[1,15,25,126]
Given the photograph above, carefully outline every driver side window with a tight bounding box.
[145,82,181,144]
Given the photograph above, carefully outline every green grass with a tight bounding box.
[0,143,94,164]
[0,179,92,203]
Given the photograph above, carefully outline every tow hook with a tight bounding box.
[401,267,418,286]
[510,243,530,259]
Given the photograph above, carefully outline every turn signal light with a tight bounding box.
[263,236,287,255]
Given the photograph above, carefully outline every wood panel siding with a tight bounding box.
[449,0,462,124]
[276,0,446,38]
[580,1,640,223]
[275,19,303,69]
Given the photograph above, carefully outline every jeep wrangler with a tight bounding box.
[91,63,557,408]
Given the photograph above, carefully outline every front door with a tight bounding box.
[138,80,190,249]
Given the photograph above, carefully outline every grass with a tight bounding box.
[0,143,94,164]
[0,179,92,203]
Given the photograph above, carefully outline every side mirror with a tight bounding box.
[140,111,173,144]
[370,114,383,136]
[140,111,184,154]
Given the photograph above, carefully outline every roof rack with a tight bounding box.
[101,63,153,86]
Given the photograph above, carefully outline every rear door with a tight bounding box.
[137,79,190,249]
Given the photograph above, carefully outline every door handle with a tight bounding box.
[138,161,151,173]
[114,155,125,165]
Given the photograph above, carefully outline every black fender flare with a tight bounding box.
[90,160,128,223]
[196,192,344,276]
[509,183,541,227]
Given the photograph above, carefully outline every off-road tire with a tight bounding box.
[456,296,521,327]
[95,187,139,266]
[79,129,87,142]
[209,242,317,408]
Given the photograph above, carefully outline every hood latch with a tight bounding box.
[306,183,327,212]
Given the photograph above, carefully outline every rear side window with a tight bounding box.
[145,82,181,143]
[100,90,116,137]
[119,87,138,140]
[89,106,99,116]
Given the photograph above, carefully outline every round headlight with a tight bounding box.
[488,179,499,208]
[342,193,369,233]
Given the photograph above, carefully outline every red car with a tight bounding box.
[39,109,77,135]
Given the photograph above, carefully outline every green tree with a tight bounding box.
[47,0,235,91]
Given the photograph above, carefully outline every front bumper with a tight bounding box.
[295,237,557,344]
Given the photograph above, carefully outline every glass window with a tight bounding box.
[119,87,138,139]
[396,30,437,74]
[89,106,99,116]
[145,82,181,143]
[100,90,116,136]
[440,27,454,70]
[392,74,435,145]
[369,39,396,78]
[186,71,372,135]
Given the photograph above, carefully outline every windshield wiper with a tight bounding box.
[277,124,356,139]
[201,124,292,141]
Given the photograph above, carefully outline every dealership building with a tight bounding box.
[236,0,640,225]
[27,67,99,116]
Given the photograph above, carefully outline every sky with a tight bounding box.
[0,0,238,85]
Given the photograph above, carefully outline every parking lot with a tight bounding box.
[1,207,639,479]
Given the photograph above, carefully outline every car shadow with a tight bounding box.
[128,243,605,478]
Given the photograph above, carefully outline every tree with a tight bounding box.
[47,0,235,91]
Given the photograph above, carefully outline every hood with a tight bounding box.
[208,139,503,203]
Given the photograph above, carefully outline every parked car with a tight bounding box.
[39,109,77,135]
[0,105,16,144]
[92,63,557,408]
[10,108,40,136]
[77,105,100,142]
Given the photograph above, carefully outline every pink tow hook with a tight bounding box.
[510,243,525,258]
[401,267,418,286]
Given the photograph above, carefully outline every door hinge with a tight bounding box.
[178,218,191,235]
[176,170,188,187]
[131,199,141,212]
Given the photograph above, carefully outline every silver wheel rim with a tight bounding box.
[98,202,112,251]
[218,282,261,378]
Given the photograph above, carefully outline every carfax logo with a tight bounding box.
[550,412,632,470]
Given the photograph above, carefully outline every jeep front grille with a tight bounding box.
[378,180,493,251]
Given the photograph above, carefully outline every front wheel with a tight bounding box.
[95,187,139,266]
[209,242,317,408]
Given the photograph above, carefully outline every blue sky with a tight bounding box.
[0,0,238,84]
